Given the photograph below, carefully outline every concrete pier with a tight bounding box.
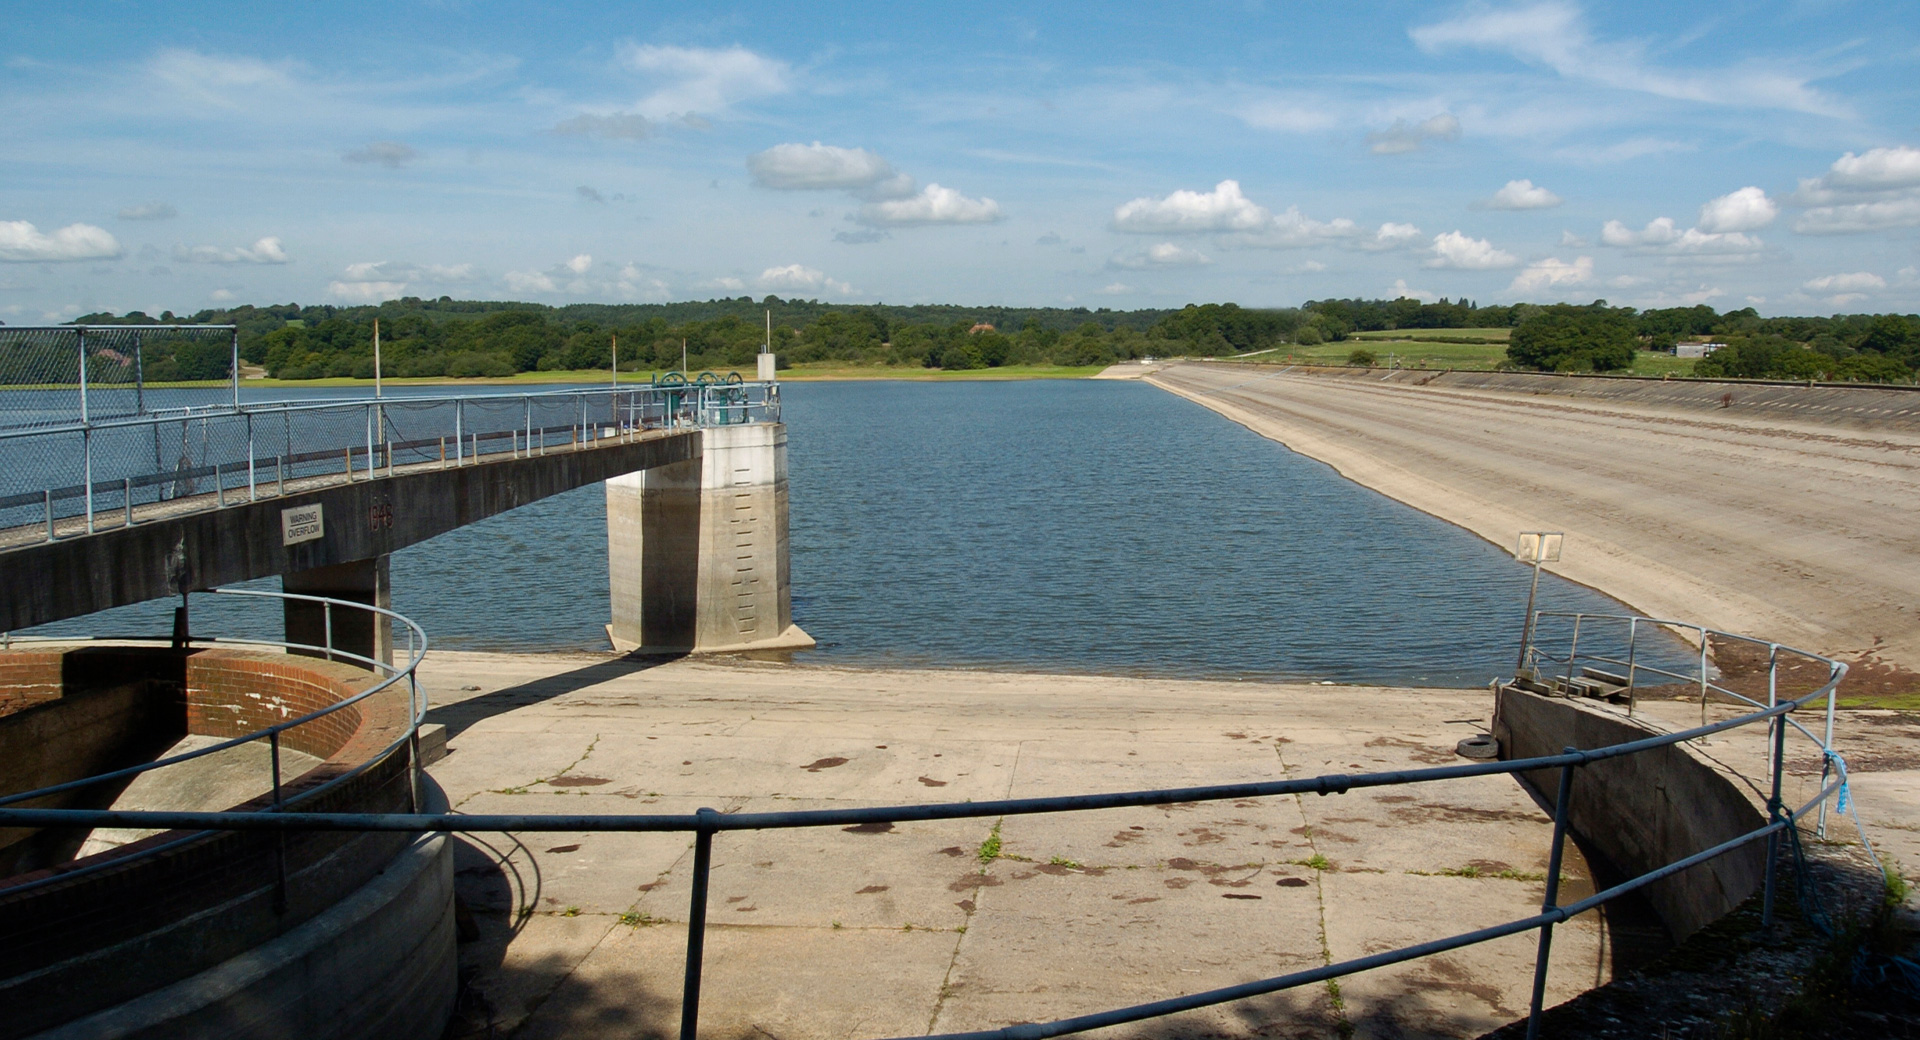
[283,556,393,666]
[606,424,812,654]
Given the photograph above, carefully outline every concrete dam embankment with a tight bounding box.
[1148,362,1920,677]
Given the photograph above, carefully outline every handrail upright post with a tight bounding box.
[269,728,287,915]
[455,400,464,466]
[1765,646,1779,777]
[365,407,375,482]
[83,427,94,534]
[1563,615,1582,694]
[1762,711,1788,929]
[247,414,256,502]
[681,808,719,1040]
[1819,667,1838,838]
[1525,753,1578,1040]
[1698,627,1710,726]
[44,490,54,542]
[323,602,334,662]
[1625,618,1639,716]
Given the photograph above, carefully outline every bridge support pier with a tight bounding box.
[606,424,812,655]
[284,556,393,667]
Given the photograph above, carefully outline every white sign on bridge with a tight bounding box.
[282,504,324,546]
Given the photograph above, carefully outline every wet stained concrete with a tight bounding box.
[423,651,1639,1040]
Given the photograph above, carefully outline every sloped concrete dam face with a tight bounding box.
[0,647,454,1040]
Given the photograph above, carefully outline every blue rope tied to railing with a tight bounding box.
[1802,749,1920,1001]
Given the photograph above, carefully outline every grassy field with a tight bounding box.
[240,363,1105,388]
[1349,327,1511,343]
[1250,341,1697,378]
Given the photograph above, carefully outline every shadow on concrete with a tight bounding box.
[426,653,685,739]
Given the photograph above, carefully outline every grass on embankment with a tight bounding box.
[1248,339,1698,379]
[241,363,1106,387]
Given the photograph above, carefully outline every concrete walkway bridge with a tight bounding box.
[0,324,809,660]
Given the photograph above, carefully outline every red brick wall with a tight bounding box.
[0,653,62,718]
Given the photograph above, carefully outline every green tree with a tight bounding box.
[1506,305,1637,372]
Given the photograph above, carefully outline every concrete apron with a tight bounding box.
[606,423,813,655]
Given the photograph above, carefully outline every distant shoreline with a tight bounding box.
[231,363,1108,389]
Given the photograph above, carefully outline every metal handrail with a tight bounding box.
[0,613,1869,1040]
[0,382,779,541]
[0,588,430,895]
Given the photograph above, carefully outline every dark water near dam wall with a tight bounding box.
[18,379,1674,686]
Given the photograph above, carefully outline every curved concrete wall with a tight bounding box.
[1493,686,1765,940]
[0,646,447,1039]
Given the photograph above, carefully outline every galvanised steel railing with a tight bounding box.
[0,587,430,898]
[0,612,1879,1040]
[0,380,779,544]
[1520,610,1846,837]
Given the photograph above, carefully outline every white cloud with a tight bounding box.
[1096,282,1135,295]
[209,288,235,301]
[1788,149,1920,234]
[1697,187,1777,233]
[1112,181,1401,250]
[1553,137,1693,165]
[1286,260,1328,274]
[1239,98,1339,133]
[620,44,790,120]
[1803,272,1885,293]
[1508,255,1594,294]
[174,236,289,264]
[1109,242,1213,269]
[328,280,408,303]
[1426,231,1519,269]
[338,260,477,285]
[1367,222,1425,250]
[1480,179,1562,210]
[1600,217,1680,247]
[147,49,299,110]
[1823,146,1920,191]
[1366,113,1460,155]
[1113,180,1271,233]
[552,112,653,140]
[1822,292,1869,307]
[705,277,747,292]
[1795,197,1920,235]
[1389,279,1438,302]
[0,221,123,262]
[749,142,899,191]
[566,253,592,275]
[858,184,1001,226]
[117,202,177,221]
[504,270,558,294]
[1410,1,1847,117]
[1560,230,1590,247]
[343,141,418,168]
[756,264,852,295]
[1227,206,1363,249]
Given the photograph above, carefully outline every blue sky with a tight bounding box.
[3,1,1918,319]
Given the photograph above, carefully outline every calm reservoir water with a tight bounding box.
[23,379,1662,686]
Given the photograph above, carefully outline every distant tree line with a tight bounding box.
[55,294,1919,383]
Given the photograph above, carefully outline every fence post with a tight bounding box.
[44,490,54,542]
[366,407,375,482]
[248,413,257,502]
[1562,615,1582,693]
[1525,752,1579,1040]
[230,328,240,410]
[134,332,145,415]
[681,807,719,1040]
[1818,666,1838,838]
[455,400,464,466]
[83,427,95,534]
[323,602,334,662]
[124,478,133,527]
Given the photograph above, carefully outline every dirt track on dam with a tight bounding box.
[1149,363,1920,682]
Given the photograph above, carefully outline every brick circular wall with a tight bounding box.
[0,645,422,1037]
